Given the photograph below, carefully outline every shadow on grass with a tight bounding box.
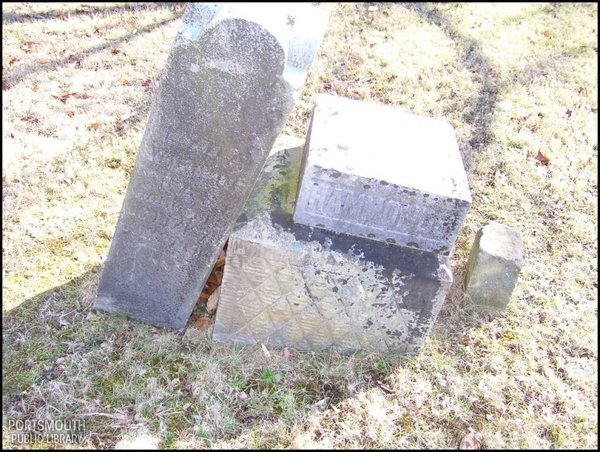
[2,4,185,90]
[400,3,504,338]
[2,267,161,449]
[2,267,403,448]
[2,267,101,398]
[405,3,500,171]
[1,2,185,25]
[3,246,425,449]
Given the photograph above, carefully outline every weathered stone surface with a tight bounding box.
[294,94,471,255]
[464,222,524,310]
[212,136,453,354]
[93,4,327,329]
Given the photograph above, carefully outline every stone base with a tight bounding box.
[212,136,453,354]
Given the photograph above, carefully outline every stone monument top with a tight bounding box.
[175,3,328,94]
[294,94,472,255]
[302,94,471,202]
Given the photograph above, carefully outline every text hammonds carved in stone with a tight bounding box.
[294,94,471,255]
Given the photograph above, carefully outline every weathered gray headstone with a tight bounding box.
[464,222,524,310]
[294,94,471,256]
[212,136,453,354]
[93,3,328,329]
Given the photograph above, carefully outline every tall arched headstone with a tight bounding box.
[93,3,328,329]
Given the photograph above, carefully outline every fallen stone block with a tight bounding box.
[212,136,453,354]
[464,222,524,310]
[294,94,471,256]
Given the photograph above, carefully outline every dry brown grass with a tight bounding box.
[2,2,597,449]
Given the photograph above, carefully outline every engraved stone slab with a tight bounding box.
[212,136,453,354]
[93,3,328,329]
[294,94,471,255]
[464,222,524,310]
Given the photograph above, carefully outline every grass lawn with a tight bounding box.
[2,2,597,449]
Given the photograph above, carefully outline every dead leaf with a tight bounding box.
[207,287,220,312]
[22,41,38,53]
[66,111,75,117]
[193,244,227,319]
[9,56,18,65]
[190,314,212,330]
[89,122,101,130]
[377,380,395,394]
[57,92,89,103]
[215,250,226,268]
[57,93,73,103]
[199,289,210,303]
[20,114,39,124]
[460,431,483,449]
[207,272,218,286]
[58,10,66,21]
[542,30,552,38]
[534,151,550,166]
[2,79,10,91]
[261,343,271,359]
[67,54,82,66]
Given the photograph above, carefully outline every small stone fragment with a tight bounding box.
[464,222,524,310]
